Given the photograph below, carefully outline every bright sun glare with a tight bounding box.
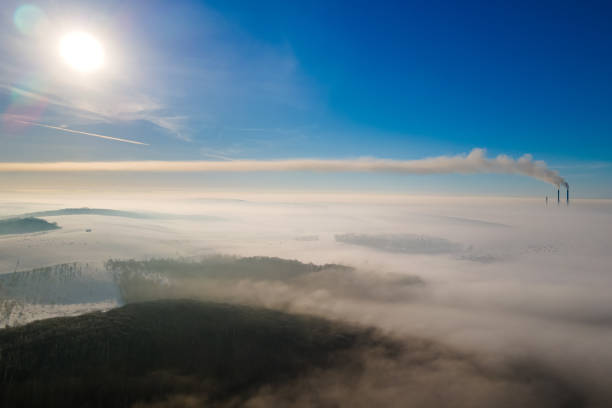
[59,31,104,73]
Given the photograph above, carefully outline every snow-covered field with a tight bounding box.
[0,262,120,327]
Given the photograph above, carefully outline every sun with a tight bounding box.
[59,31,105,73]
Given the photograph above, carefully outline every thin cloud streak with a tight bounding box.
[0,149,567,186]
[14,120,149,146]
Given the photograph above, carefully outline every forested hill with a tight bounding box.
[0,299,386,408]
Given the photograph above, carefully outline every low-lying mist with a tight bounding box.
[0,298,586,408]
[1,194,611,406]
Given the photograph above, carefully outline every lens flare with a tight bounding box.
[13,5,48,36]
[59,32,105,73]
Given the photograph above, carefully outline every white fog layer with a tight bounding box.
[1,194,611,405]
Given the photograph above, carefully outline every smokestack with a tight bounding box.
[557,188,560,204]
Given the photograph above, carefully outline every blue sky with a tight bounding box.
[1,0,611,196]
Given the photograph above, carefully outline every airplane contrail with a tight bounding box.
[0,148,568,187]
[14,119,149,146]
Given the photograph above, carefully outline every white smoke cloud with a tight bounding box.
[0,148,568,187]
